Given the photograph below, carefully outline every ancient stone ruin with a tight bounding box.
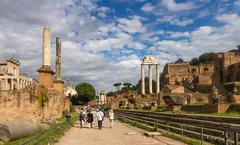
[0,27,70,141]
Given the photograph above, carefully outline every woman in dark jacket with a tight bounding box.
[86,111,94,128]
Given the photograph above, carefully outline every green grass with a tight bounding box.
[3,113,78,145]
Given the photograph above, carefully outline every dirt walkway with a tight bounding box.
[55,113,186,145]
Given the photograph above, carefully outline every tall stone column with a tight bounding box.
[149,64,152,94]
[42,27,51,67]
[141,64,145,95]
[37,27,54,88]
[156,64,160,95]
[55,37,61,80]
[53,37,64,93]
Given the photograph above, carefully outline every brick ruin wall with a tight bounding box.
[0,84,70,124]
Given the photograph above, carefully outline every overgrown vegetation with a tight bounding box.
[37,89,48,107]
[3,113,78,145]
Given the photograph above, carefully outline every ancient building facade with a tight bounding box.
[162,50,240,103]
[161,61,214,93]
[0,57,32,91]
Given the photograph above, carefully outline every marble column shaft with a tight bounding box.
[156,64,160,95]
[55,37,61,80]
[42,27,51,67]
[149,64,152,94]
[141,64,145,94]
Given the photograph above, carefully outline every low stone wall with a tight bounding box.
[0,84,69,141]
[181,103,232,114]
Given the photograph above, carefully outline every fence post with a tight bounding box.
[167,121,169,134]
[156,121,158,130]
[224,131,228,145]
[181,122,183,141]
[234,132,238,145]
[201,120,203,145]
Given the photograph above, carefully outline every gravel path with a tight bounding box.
[55,112,186,145]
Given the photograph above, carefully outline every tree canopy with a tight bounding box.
[123,82,132,88]
[73,83,96,105]
[175,58,184,63]
[113,83,122,91]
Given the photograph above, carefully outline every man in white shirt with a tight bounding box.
[96,109,104,130]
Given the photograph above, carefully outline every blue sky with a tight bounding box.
[0,0,240,91]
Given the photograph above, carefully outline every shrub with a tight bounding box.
[142,106,151,110]
[156,105,167,112]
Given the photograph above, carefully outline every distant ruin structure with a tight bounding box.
[0,57,32,90]
[64,79,77,96]
[98,90,107,105]
[141,56,160,95]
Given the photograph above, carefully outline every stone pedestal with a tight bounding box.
[53,80,64,93]
[37,67,54,88]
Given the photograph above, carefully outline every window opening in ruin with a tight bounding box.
[204,67,209,74]
[191,68,196,73]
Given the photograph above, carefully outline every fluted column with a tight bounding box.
[156,64,160,95]
[5,79,8,90]
[17,78,19,90]
[10,78,13,90]
[149,64,152,94]
[42,27,51,67]
[141,64,145,94]
[55,37,61,80]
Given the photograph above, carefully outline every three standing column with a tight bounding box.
[141,64,160,95]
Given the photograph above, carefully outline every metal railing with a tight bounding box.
[115,110,240,145]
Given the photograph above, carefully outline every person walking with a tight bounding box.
[108,109,114,128]
[79,108,86,128]
[96,109,104,130]
[86,111,93,128]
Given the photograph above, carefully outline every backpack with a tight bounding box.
[80,111,85,119]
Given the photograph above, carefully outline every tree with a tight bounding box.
[113,83,122,91]
[107,91,116,97]
[123,82,132,88]
[175,58,184,63]
[75,83,96,105]
[198,52,215,63]
[190,57,199,65]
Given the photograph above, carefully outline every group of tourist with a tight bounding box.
[79,107,114,130]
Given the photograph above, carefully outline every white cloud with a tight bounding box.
[161,0,195,12]
[152,13,240,60]
[157,16,194,26]
[166,31,190,38]
[235,0,240,7]
[141,3,154,12]
[117,16,146,34]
